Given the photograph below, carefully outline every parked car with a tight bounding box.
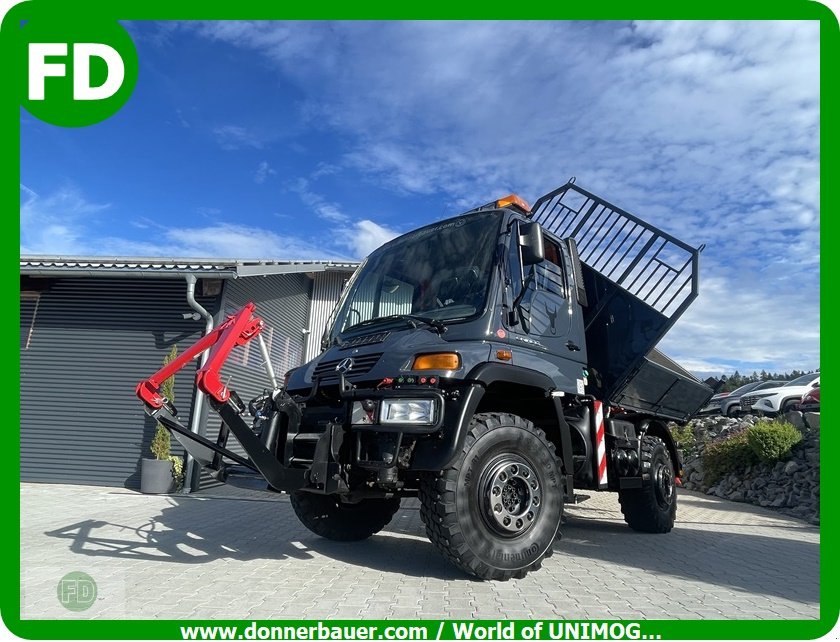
[798,386,820,413]
[698,391,729,415]
[720,380,787,417]
[744,373,820,416]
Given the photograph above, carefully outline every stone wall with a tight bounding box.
[678,414,819,525]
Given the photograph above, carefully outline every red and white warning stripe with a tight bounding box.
[593,400,608,489]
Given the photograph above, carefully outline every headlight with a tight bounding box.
[380,399,437,425]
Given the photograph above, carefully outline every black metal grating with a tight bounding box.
[313,352,383,380]
[532,183,700,319]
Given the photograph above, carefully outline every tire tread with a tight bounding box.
[419,412,559,581]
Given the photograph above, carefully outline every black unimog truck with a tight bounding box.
[137,181,713,580]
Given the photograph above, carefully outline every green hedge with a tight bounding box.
[702,429,758,484]
[746,419,803,463]
[702,420,804,484]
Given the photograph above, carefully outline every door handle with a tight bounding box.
[566,340,581,352]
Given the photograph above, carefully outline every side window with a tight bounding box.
[20,292,40,350]
[535,238,566,298]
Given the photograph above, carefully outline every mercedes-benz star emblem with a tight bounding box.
[335,358,355,374]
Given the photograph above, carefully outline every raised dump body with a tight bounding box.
[532,183,710,421]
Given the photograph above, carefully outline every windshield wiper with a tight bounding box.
[345,314,447,335]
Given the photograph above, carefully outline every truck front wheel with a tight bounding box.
[419,412,563,580]
[618,435,677,533]
[289,492,401,541]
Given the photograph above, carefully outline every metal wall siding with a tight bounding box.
[303,271,348,362]
[217,273,312,403]
[20,278,220,488]
[196,275,312,491]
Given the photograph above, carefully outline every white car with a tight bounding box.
[744,374,820,416]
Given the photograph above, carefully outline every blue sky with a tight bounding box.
[20,20,820,377]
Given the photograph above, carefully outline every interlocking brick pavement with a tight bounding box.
[20,483,819,620]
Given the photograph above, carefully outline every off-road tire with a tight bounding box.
[618,435,677,533]
[419,412,563,581]
[289,491,401,541]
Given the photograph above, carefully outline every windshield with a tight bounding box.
[728,382,760,397]
[328,212,502,342]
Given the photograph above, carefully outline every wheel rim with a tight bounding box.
[480,457,541,536]
[654,461,674,508]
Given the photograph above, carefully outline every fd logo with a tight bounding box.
[29,43,125,101]
[57,571,97,612]
[18,15,138,127]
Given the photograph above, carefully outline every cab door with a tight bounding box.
[520,236,571,341]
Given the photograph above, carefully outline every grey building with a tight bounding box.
[19,256,357,491]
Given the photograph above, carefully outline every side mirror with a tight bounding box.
[519,222,545,265]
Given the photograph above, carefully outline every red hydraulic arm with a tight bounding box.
[135,302,264,410]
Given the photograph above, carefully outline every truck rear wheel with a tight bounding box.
[289,492,401,541]
[618,435,676,533]
[419,412,563,580]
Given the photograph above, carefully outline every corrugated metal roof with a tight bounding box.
[20,255,359,279]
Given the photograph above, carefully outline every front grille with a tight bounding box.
[312,353,383,381]
[340,331,390,350]
[741,394,763,409]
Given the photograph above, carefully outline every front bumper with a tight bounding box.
[751,398,780,414]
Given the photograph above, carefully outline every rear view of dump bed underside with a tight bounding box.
[532,183,712,421]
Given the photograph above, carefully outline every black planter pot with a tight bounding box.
[140,458,175,494]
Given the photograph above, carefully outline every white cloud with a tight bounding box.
[19,185,350,261]
[659,275,819,374]
[185,20,820,373]
[254,160,276,184]
[337,219,399,258]
[20,184,111,255]
[212,124,264,150]
[287,177,349,223]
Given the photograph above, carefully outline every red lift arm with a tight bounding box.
[135,302,264,410]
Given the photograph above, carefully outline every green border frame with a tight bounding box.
[5,1,836,638]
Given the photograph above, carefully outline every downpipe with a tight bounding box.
[182,274,214,493]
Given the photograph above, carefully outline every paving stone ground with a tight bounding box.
[20,482,819,620]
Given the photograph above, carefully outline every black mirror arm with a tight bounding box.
[510,268,535,315]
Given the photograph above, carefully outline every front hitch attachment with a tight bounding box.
[135,303,307,493]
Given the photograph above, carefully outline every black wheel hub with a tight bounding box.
[654,462,674,508]
[480,457,541,536]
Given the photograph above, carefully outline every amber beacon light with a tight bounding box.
[496,194,531,213]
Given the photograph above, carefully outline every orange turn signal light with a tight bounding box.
[496,194,531,213]
[412,353,461,371]
[496,349,512,361]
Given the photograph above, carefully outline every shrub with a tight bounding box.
[150,345,185,489]
[670,423,697,460]
[746,419,803,463]
[702,429,759,484]
[150,423,171,460]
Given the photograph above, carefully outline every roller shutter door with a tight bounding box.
[20,277,220,488]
